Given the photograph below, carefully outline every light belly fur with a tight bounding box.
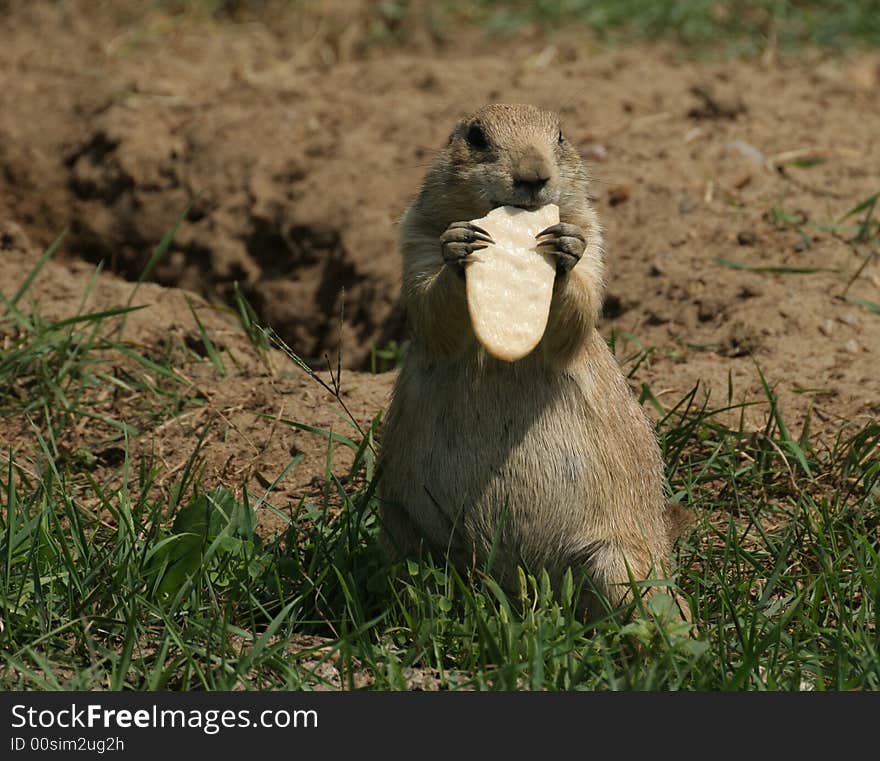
[380,340,634,579]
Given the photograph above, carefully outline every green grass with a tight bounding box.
[1,238,877,690]
[453,0,880,51]
[153,1,880,54]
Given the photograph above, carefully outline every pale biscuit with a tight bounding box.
[465,204,559,361]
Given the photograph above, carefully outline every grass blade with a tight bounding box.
[844,295,880,314]
[9,231,66,307]
[714,258,837,275]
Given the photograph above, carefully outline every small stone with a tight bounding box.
[818,319,834,337]
[737,230,757,246]
[843,339,860,354]
[839,312,861,327]
[727,139,765,165]
[581,143,607,162]
[678,194,696,215]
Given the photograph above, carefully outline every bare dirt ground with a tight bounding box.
[2,1,878,528]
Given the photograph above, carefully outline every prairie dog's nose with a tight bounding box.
[512,150,552,196]
[513,173,549,196]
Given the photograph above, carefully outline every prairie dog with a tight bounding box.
[380,104,681,617]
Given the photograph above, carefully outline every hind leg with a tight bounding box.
[585,541,682,621]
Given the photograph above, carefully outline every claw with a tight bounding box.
[443,242,488,273]
[465,243,488,255]
[446,222,494,245]
[537,223,586,242]
[536,237,584,257]
[466,223,491,238]
[534,222,586,275]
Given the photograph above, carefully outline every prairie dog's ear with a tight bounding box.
[447,119,465,146]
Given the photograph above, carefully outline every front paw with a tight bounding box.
[536,222,586,276]
[440,221,494,275]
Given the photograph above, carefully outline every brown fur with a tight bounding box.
[379,104,685,617]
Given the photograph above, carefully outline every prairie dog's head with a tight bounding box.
[422,103,590,223]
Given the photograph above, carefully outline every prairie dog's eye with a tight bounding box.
[466,123,489,150]
[558,129,565,145]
